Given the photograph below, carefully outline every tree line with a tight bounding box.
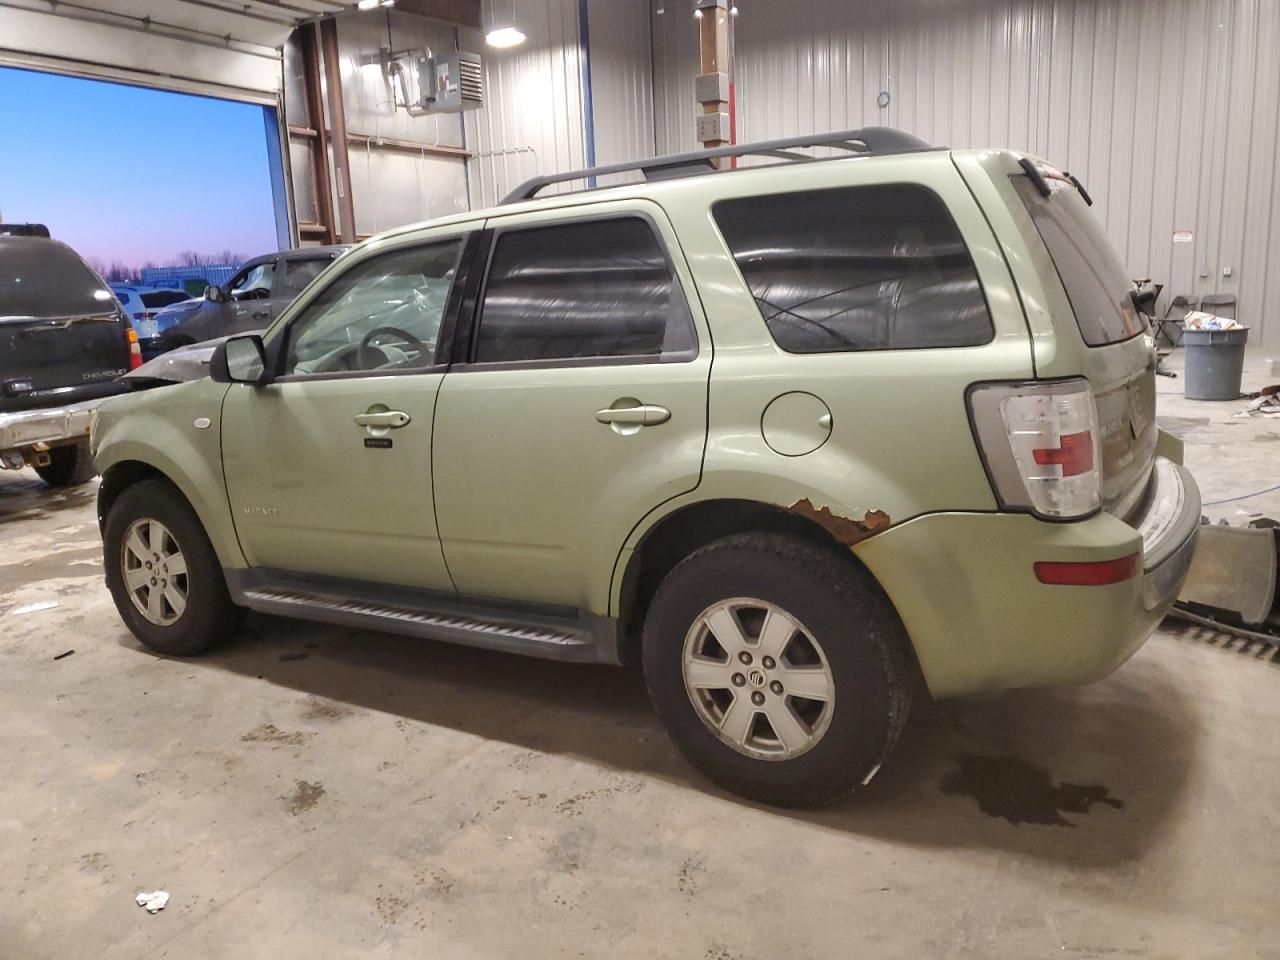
[88,250,248,283]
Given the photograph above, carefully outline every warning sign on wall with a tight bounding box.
[1173,229,1194,243]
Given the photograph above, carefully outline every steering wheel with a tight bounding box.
[358,325,424,370]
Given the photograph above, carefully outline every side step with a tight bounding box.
[224,569,619,664]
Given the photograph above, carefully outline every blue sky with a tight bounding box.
[0,66,278,267]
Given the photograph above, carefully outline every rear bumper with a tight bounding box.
[853,457,1201,698]
[0,399,103,462]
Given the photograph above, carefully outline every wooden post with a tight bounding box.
[298,21,336,245]
[319,16,357,244]
[695,0,732,168]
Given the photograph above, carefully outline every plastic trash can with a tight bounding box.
[1183,326,1249,400]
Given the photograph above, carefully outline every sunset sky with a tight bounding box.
[0,66,278,268]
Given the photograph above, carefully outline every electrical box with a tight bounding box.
[695,71,729,104]
[416,51,484,113]
[696,111,730,143]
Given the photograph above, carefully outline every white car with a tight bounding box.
[110,285,194,355]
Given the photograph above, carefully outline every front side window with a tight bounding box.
[230,262,275,301]
[474,216,696,364]
[284,240,461,377]
[712,184,993,353]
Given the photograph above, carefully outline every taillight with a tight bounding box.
[968,378,1102,519]
[126,328,143,370]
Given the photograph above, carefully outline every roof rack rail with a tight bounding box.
[502,127,934,204]
[0,223,51,238]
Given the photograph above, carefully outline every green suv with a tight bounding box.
[93,129,1200,807]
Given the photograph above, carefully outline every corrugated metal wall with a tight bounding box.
[283,11,470,240]
[587,0,657,169]
[650,0,1280,346]
[337,11,470,235]
[463,0,588,207]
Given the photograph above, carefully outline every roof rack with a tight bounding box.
[0,223,51,238]
[502,127,934,204]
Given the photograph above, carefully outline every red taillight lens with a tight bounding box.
[1032,430,1095,477]
[127,328,143,370]
[1034,553,1140,586]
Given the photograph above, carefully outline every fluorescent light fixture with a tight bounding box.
[485,26,526,47]
[357,0,379,8]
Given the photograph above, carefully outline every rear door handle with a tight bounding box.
[594,404,671,426]
[251,309,270,320]
[354,410,411,428]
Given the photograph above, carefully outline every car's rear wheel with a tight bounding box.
[104,479,244,655]
[642,532,912,807]
[34,439,95,487]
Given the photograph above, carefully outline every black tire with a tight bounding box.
[34,439,96,487]
[642,532,913,807]
[103,478,245,656]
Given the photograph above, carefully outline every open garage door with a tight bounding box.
[0,65,289,286]
[0,1,347,100]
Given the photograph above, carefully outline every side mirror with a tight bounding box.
[205,284,225,303]
[210,335,269,385]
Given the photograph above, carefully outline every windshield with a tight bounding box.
[0,239,117,320]
[1012,174,1144,346]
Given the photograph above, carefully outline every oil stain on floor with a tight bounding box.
[940,754,1124,827]
[283,780,326,815]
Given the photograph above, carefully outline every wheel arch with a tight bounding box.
[97,450,245,570]
[613,497,906,666]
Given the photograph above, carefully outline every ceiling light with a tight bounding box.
[485,26,526,48]
[356,0,379,8]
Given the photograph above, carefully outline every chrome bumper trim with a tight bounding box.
[1134,458,1202,610]
[0,399,102,454]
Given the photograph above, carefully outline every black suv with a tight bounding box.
[0,225,138,487]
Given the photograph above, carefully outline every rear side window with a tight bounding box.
[474,217,696,364]
[712,184,992,353]
[0,240,117,319]
[1011,175,1144,346]
[279,257,329,298]
[140,290,190,308]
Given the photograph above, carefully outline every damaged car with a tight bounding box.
[92,129,1200,807]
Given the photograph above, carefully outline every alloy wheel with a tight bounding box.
[681,598,835,760]
[121,518,189,626]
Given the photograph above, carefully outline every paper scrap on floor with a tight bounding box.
[135,891,169,914]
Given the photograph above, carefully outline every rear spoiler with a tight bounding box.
[0,223,51,238]
[1017,159,1093,206]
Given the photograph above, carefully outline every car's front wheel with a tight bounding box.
[642,532,913,807]
[103,478,244,655]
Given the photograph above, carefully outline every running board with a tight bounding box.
[224,569,620,664]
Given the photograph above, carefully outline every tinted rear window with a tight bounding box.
[141,290,190,308]
[712,184,992,353]
[475,217,696,364]
[1011,175,1144,346]
[1,240,116,319]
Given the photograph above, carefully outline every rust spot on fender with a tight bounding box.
[789,499,890,547]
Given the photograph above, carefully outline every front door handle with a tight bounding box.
[594,403,671,427]
[354,410,411,429]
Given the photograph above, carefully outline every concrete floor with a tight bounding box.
[2,350,1278,960]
